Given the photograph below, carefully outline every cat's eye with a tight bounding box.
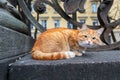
[84,35,87,38]
[92,37,96,40]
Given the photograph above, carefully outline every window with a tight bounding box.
[92,3,97,13]
[41,20,47,29]
[93,19,98,26]
[80,19,86,24]
[67,22,73,29]
[54,20,60,28]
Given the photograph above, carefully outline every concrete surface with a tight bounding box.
[0,26,34,60]
[9,50,120,80]
[0,54,27,80]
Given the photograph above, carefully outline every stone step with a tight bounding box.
[0,26,34,60]
[0,54,27,80]
[9,50,120,80]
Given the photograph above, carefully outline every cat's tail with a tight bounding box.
[32,50,75,60]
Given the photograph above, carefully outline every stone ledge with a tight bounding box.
[0,54,27,80]
[0,26,34,60]
[9,50,120,80]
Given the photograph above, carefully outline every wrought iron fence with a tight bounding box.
[2,0,120,51]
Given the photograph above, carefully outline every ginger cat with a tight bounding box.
[32,24,103,60]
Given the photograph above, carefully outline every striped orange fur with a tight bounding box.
[32,24,103,60]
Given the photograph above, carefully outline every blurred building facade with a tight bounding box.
[31,0,100,29]
[31,0,120,42]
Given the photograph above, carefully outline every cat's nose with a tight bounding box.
[88,40,92,45]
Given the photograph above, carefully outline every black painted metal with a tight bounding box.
[17,0,46,32]
[16,0,120,50]
[97,0,113,45]
[62,0,86,14]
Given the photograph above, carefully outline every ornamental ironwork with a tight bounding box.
[1,0,120,51]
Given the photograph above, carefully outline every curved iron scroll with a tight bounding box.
[17,0,120,51]
[62,0,86,14]
[98,0,114,44]
[96,0,120,50]
[36,0,120,50]
[17,0,46,32]
[39,0,101,29]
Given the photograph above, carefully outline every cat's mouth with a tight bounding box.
[78,41,98,48]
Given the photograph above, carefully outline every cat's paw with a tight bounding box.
[65,51,75,59]
[74,51,83,56]
[76,53,82,56]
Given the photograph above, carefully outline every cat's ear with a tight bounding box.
[77,24,87,30]
[81,24,87,31]
[97,28,104,35]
